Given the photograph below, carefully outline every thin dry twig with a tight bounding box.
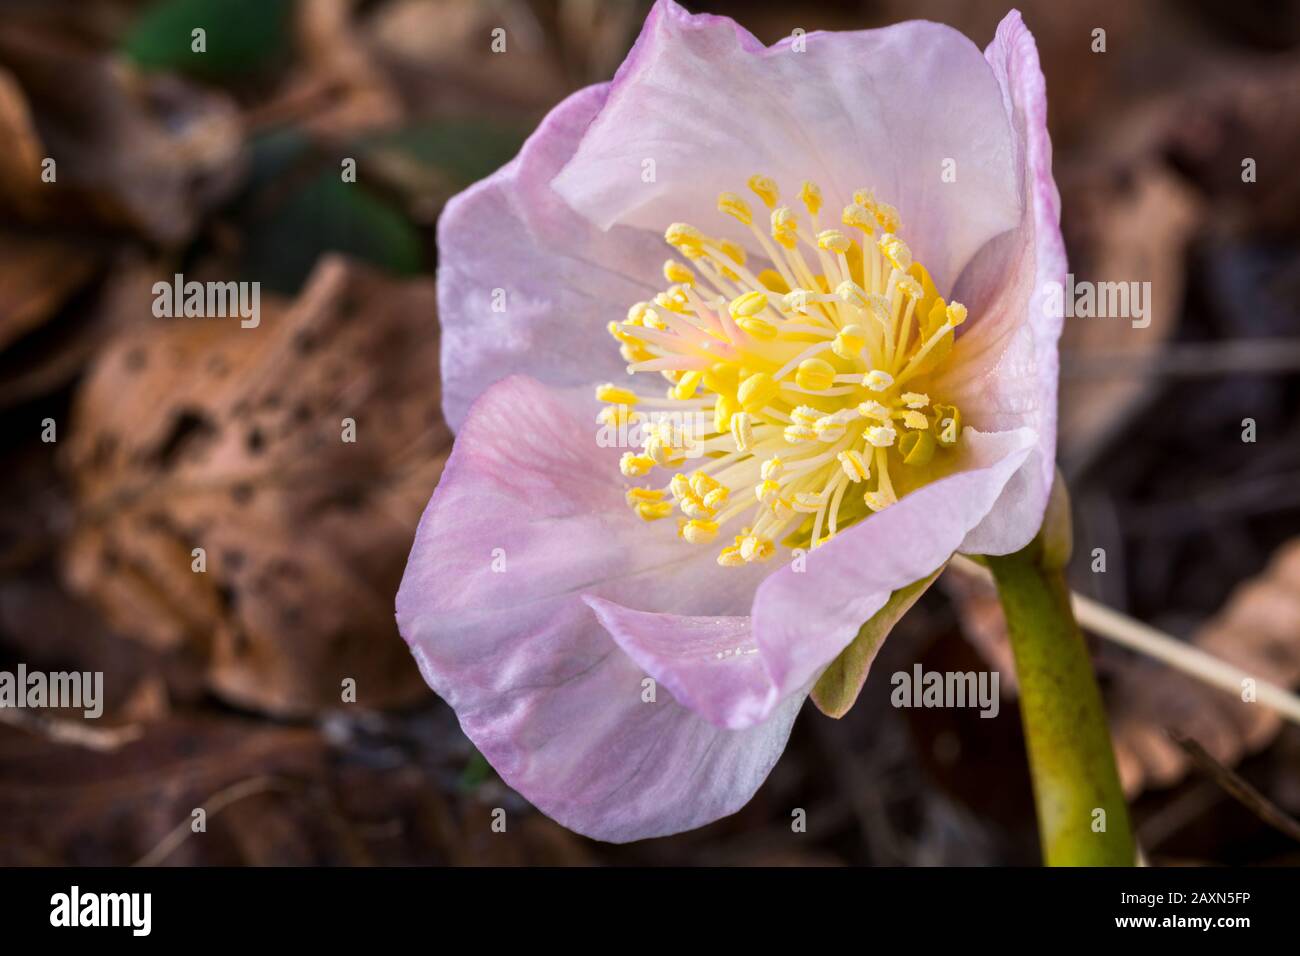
[132,775,297,867]
[1168,732,1300,845]
[0,707,142,752]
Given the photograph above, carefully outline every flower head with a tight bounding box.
[399,2,1065,842]
[607,174,974,563]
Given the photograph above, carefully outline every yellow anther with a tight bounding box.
[596,383,639,405]
[748,175,780,209]
[654,287,689,313]
[879,234,912,271]
[857,400,890,421]
[874,203,901,233]
[790,405,821,425]
[902,392,929,409]
[625,487,666,506]
[837,449,870,482]
[946,302,968,326]
[680,519,720,544]
[842,203,875,231]
[730,411,753,451]
[608,321,640,346]
[665,222,703,249]
[717,192,754,226]
[755,480,783,509]
[713,393,738,434]
[792,491,825,514]
[626,301,653,325]
[737,372,778,411]
[866,424,897,448]
[817,229,851,253]
[635,500,674,521]
[901,410,929,430]
[703,362,740,394]
[782,289,813,314]
[783,423,817,444]
[703,487,729,510]
[739,535,775,562]
[717,545,746,567]
[621,343,653,364]
[863,370,894,392]
[669,473,693,500]
[737,316,778,339]
[716,238,746,279]
[795,358,837,392]
[832,324,867,360]
[863,488,896,512]
[729,290,769,318]
[757,269,789,293]
[836,279,871,310]
[771,207,799,249]
[642,419,681,454]
[799,180,823,216]
[680,494,714,520]
[645,436,682,468]
[852,188,877,210]
[663,260,694,285]
[598,404,638,429]
[672,370,702,401]
[690,472,721,497]
[814,414,847,443]
[761,457,784,480]
[896,275,923,299]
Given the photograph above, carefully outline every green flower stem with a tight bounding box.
[987,547,1135,866]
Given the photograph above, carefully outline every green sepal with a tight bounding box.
[810,567,943,718]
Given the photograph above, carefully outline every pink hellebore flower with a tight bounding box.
[398,1,1065,842]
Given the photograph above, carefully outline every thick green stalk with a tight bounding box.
[987,547,1135,866]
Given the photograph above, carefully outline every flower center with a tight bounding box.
[600,175,968,567]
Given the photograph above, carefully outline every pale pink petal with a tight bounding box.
[397,376,785,841]
[405,598,803,843]
[583,597,777,730]
[552,0,1020,292]
[436,84,666,430]
[934,11,1066,555]
[751,427,1038,697]
[580,427,1036,732]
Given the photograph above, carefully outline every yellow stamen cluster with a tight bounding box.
[601,176,968,566]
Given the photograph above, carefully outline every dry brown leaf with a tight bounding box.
[0,22,244,244]
[0,228,101,353]
[60,256,449,716]
[245,0,404,139]
[947,540,1300,798]
[0,254,167,411]
[366,0,570,119]
[1056,162,1203,472]
[0,709,596,866]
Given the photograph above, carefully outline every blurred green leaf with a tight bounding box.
[123,0,292,80]
[457,750,492,793]
[364,121,526,188]
[242,171,423,293]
